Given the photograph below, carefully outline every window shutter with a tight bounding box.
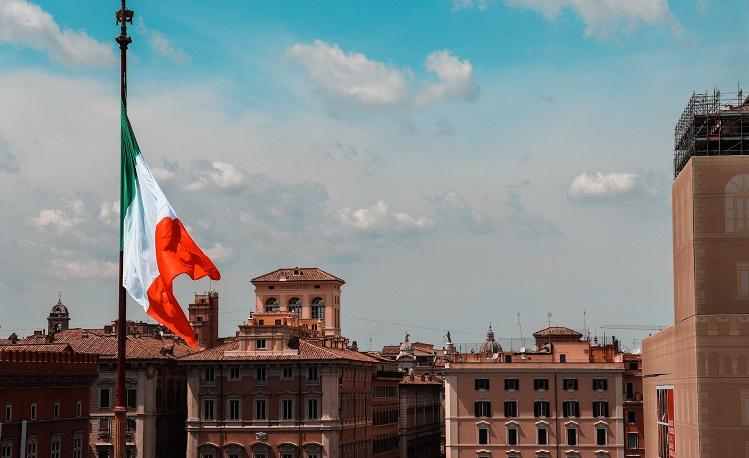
[474,402,480,417]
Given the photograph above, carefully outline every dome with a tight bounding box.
[479,325,502,354]
[49,298,69,317]
[399,333,413,353]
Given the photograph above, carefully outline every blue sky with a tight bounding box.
[0,0,747,350]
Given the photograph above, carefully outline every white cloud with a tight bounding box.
[49,258,117,280]
[98,201,119,226]
[151,167,174,182]
[148,31,190,65]
[286,40,478,108]
[504,0,678,37]
[568,170,670,217]
[416,50,479,106]
[286,40,408,107]
[457,0,679,38]
[569,172,638,199]
[0,0,115,67]
[31,199,86,231]
[185,161,246,191]
[334,201,435,236]
[204,242,233,263]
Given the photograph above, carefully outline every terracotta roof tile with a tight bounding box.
[180,338,377,363]
[0,343,73,352]
[251,267,345,283]
[11,329,192,360]
[533,326,583,338]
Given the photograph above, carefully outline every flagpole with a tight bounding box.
[114,1,133,457]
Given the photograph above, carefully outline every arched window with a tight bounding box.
[725,174,749,231]
[265,298,279,312]
[311,298,325,320]
[288,298,302,317]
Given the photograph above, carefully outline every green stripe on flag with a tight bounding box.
[120,104,140,248]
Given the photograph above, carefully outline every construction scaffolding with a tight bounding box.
[674,89,749,177]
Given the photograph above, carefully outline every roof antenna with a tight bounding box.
[516,313,523,347]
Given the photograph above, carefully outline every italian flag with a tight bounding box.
[120,105,220,348]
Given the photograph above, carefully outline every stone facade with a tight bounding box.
[643,155,749,457]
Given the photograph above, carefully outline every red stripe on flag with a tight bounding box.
[146,217,221,348]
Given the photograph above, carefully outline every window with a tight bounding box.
[534,378,549,391]
[593,401,609,417]
[563,378,578,391]
[627,432,639,449]
[126,418,136,435]
[626,382,635,400]
[4,404,11,422]
[256,399,267,420]
[256,367,267,384]
[311,298,325,319]
[566,427,577,445]
[256,339,267,350]
[308,367,319,383]
[307,399,319,420]
[478,427,489,445]
[504,400,518,418]
[204,367,215,383]
[282,367,293,378]
[229,367,241,380]
[30,403,37,420]
[288,297,302,317]
[53,402,60,418]
[126,388,137,408]
[50,436,61,458]
[725,174,749,232]
[229,399,241,420]
[265,297,279,312]
[99,387,111,408]
[596,426,607,446]
[507,426,518,446]
[76,401,82,417]
[282,399,293,420]
[560,353,567,363]
[563,401,580,417]
[534,400,550,417]
[475,378,490,390]
[627,410,637,424]
[0,440,11,458]
[629,361,639,370]
[26,438,37,458]
[202,399,215,420]
[504,378,519,390]
[73,433,83,458]
[593,378,608,391]
[474,401,491,417]
[537,426,548,445]
[737,263,749,297]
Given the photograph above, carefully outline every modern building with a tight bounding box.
[444,325,644,458]
[0,342,99,458]
[643,90,749,457]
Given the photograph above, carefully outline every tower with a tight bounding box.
[250,267,345,336]
[644,90,749,457]
[188,291,219,350]
[47,295,70,334]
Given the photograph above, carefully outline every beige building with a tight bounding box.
[643,91,749,458]
[445,326,643,458]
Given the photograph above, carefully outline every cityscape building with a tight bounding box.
[643,90,749,457]
[0,342,99,458]
[444,326,643,458]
